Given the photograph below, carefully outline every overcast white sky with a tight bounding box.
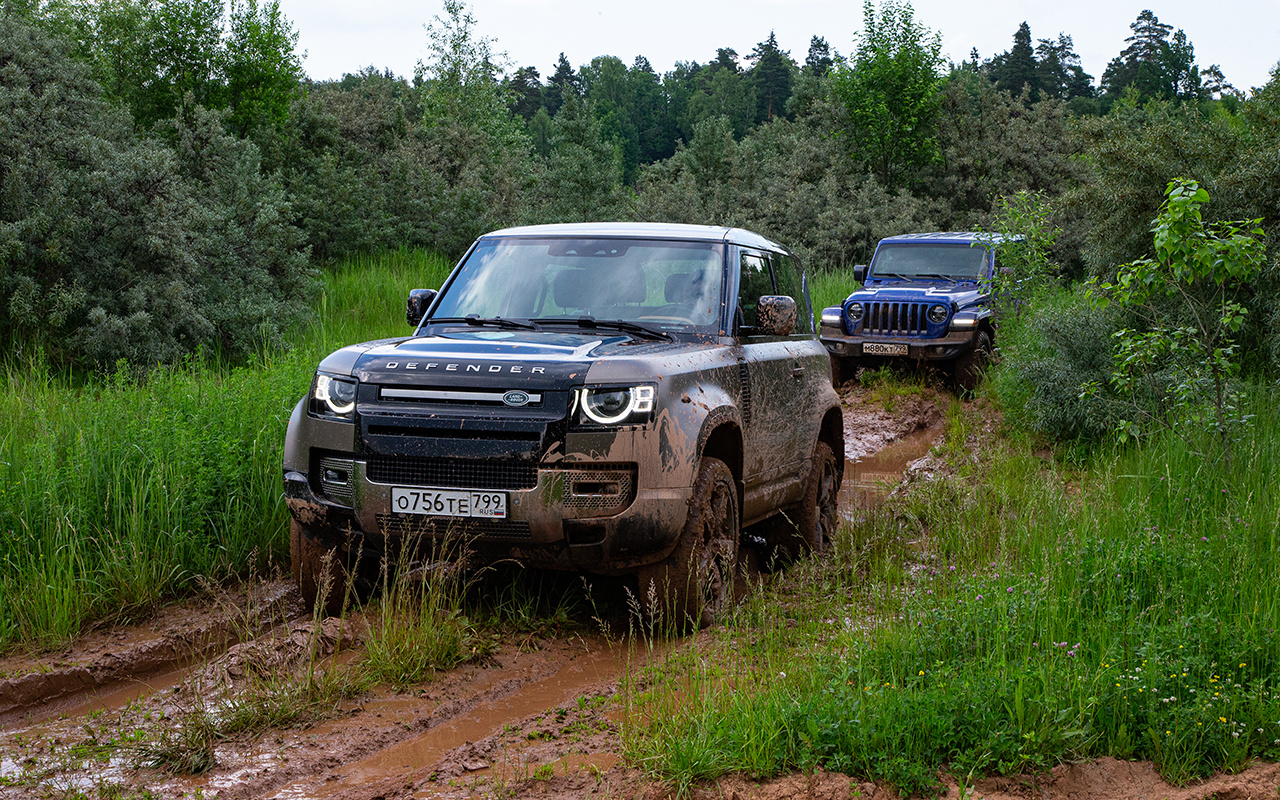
[276,0,1280,95]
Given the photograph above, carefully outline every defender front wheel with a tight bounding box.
[290,519,347,617]
[637,457,740,632]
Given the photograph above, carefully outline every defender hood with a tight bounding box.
[320,330,712,388]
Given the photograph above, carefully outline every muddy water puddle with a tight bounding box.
[840,423,943,512]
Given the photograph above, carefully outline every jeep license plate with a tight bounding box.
[391,488,507,518]
[863,342,908,356]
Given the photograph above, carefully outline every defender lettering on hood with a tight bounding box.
[282,222,844,631]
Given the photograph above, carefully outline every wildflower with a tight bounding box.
[918,670,925,676]
[976,594,983,600]
[779,672,786,679]
[949,565,956,571]
[1007,587,1014,593]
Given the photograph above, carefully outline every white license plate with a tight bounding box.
[391,488,508,518]
[863,342,908,356]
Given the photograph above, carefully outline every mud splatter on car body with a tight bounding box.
[283,223,843,619]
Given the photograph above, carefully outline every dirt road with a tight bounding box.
[3,385,1276,800]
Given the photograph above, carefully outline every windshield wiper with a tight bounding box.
[532,316,673,341]
[425,315,540,331]
[872,272,913,281]
[914,273,955,280]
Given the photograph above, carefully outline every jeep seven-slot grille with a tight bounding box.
[366,457,537,490]
[377,514,533,540]
[864,302,928,335]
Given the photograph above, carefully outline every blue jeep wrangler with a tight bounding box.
[819,232,1003,389]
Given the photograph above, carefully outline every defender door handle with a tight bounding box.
[791,366,805,378]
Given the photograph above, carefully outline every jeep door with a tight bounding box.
[734,248,811,525]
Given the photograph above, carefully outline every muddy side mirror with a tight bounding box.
[407,289,437,327]
[756,295,797,337]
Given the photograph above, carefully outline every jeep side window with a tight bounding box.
[738,252,773,334]
[770,254,812,334]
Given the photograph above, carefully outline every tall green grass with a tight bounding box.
[626,387,1280,794]
[0,249,454,650]
[807,267,859,325]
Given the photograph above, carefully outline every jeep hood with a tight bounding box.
[852,282,987,309]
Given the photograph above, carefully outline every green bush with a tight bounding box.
[0,16,315,370]
[990,287,1123,442]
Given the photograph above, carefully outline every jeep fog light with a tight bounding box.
[928,304,949,324]
[313,373,357,416]
[579,385,655,425]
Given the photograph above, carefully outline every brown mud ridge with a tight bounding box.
[2,388,1277,799]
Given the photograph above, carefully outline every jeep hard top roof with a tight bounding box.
[878,231,1015,245]
[481,222,788,253]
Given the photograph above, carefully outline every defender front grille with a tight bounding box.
[377,514,533,540]
[864,302,928,336]
[366,457,538,490]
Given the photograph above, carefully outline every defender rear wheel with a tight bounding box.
[765,440,840,564]
[637,457,739,632]
[290,519,347,617]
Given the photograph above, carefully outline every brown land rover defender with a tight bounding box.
[283,223,844,627]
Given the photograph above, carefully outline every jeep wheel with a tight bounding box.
[830,354,858,388]
[766,440,840,563]
[290,520,347,617]
[638,457,739,632]
[954,329,993,393]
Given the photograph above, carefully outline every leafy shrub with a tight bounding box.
[990,287,1123,442]
[0,16,314,370]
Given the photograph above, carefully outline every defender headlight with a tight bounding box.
[847,302,864,320]
[928,304,949,324]
[573,385,656,425]
[311,373,358,417]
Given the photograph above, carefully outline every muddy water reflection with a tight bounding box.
[840,423,942,513]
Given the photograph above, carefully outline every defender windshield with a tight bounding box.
[428,238,725,333]
[870,243,990,281]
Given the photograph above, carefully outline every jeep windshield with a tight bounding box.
[425,238,725,335]
[869,243,990,282]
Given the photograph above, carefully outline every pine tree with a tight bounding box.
[749,31,795,123]
[994,22,1038,99]
[804,36,833,78]
[545,52,580,116]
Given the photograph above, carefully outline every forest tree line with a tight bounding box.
[1,0,1278,372]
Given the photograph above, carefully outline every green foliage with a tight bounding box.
[628,391,1280,792]
[990,287,1121,443]
[831,0,945,189]
[1086,179,1265,455]
[0,249,453,650]
[0,16,314,369]
[222,0,303,137]
[526,94,622,223]
[632,108,935,270]
[980,190,1061,304]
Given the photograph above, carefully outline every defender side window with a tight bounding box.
[738,252,774,334]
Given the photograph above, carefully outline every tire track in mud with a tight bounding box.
[0,582,296,728]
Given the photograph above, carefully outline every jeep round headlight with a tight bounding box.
[312,373,357,416]
[928,304,949,324]
[847,302,864,320]
[578,385,655,425]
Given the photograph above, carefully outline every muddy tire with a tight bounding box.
[290,519,347,617]
[766,440,840,563]
[954,329,993,393]
[830,354,857,388]
[637,457,739,632]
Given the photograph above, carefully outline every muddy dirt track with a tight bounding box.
[2,385,1278,800]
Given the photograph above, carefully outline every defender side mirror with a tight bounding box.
[756,295,797,337]
[406,288,437,327]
